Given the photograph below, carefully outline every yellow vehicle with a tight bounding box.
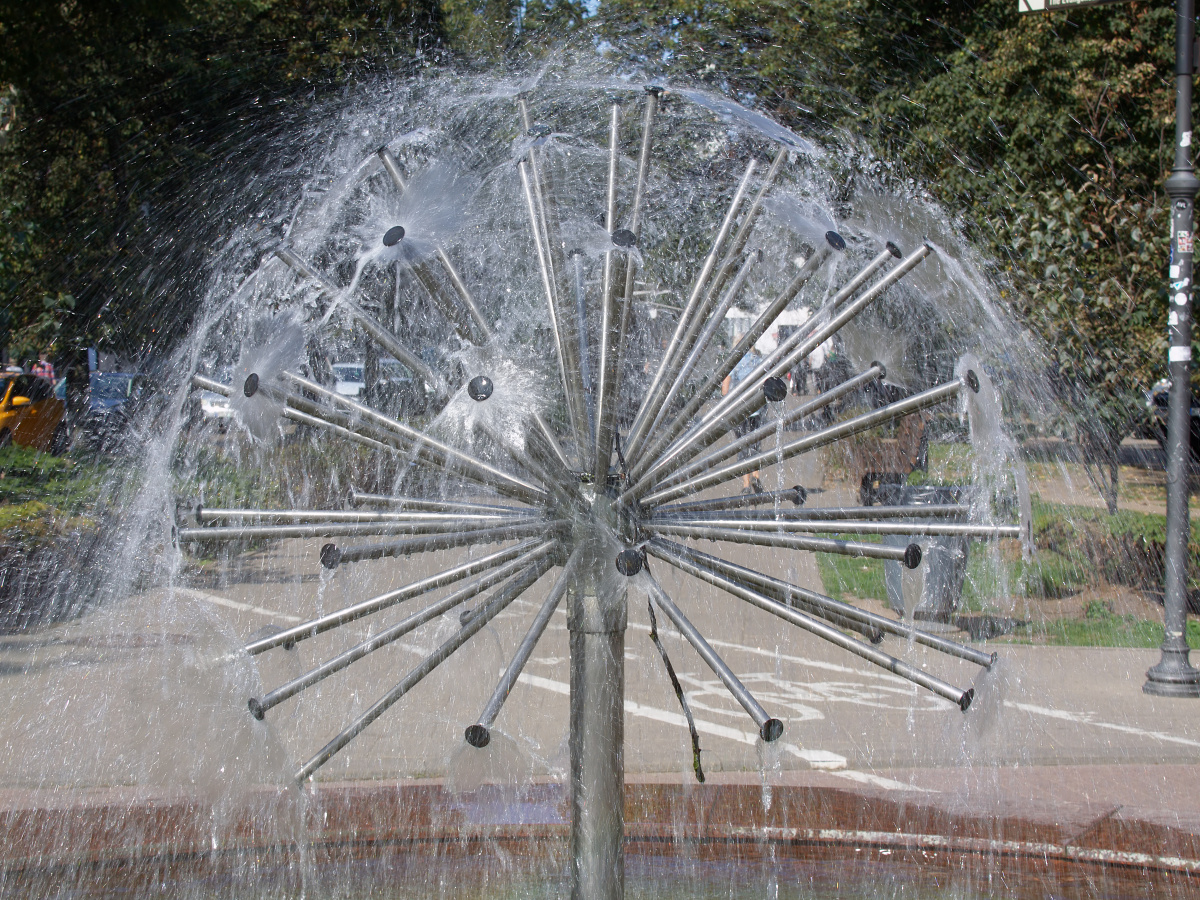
[0,374,66,451]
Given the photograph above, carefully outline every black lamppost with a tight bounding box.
[1145,0,1200,697]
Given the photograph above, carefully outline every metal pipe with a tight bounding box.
[465,547,583,746]
[641,572,783,742]
[652,486,809,516]
[647,364,885,490]
[520,160,588,455]
[294,558,554,782]
[1146,0,1200,698]
[646,150,788,440]
[624,160,758,460]
[347,490,532,516]
[376,147,407,190]
[664,249,763,417]
[649,538,995,667]
[592,104,626,481]
[191,374,230,396]
[179,515,539,543]
[710,243,930,425]
[279,371,548,505]
[245,538,555,655]
[323,522,555,568]
[274,248,442,393]
[626,239,836,485]
[647,541,977,709]
[194,507,534,525]
[250,548,557,718]
[652,517,1019,539]
[410,259,482,345]
[642,377,964,507]
[280,406,388,451]
[648,522,922,567]
[654,502,968,520]
[570,249,596,438]
[434,247,492,341]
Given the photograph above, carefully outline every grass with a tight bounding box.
[0,445,110,536]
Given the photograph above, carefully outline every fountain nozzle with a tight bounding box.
[320,543,342,569]
[468,376,494,401]
[243,373,259,397]
[903,544,923,569]
[825,231,846,251]
[612,229,637,248]
[759,718,784,742]
[763,377,788,403]
[465,724,491,748]
[382,225,406,246]
[616,548,643,576]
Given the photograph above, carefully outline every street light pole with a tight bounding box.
[1145,0,1200,698]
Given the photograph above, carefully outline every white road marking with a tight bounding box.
[1005,700,1200,749]
[514,671,931,792]
[172,587,302,624]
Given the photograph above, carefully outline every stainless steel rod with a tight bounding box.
[570,250,596,440]
[347,491,532,515]
[275,247,442,392]
[624,160,758,460]
[244,538,552,654]
[654,502,968,520]
[519,159,587,454]
[648,522,921,566]
[465,547,583,746]
[251,548,557,718]
[626,239,836,485]
[281,406,388,451]
[592,103,626,480]
[279,371,548,505]
[642,377,964,507]
[652,487,809,516]
[410,259,482,345]
[377,147,407,189]
[711,243,931,424]
[434,247,492,341]
[647,150,787,439]
[195,507,533,525]
[642,572,783,742]
[663,249,763,421]
[645,364,886,491]
[653,517,1019,539]
[324,521,556,568]
[648,538,996,668]
[295,557,554,782]
[192,374,230,396]
[178,516,536,543]
[648,540,977,708]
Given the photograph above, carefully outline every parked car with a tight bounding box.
[1146,378,1200,458]
[0,374,66,451]
[72,372,147,452]
[332,362,365,397]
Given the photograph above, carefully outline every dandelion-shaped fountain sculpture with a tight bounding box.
[182,86,1021,900]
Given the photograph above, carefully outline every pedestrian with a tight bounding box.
[721,330,779,493]
[31,349,54,382]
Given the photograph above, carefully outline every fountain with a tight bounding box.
[0,67,1195,899]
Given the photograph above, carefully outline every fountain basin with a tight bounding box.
[3,772,1197,897]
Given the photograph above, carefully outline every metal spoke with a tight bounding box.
[624,160,758,460]
[648,540,978,709]
[249,547,559,719]
[640,376,967,507]
[277,371,548,505]
[519,159,588,456]
[320,521,559,568]
[178,515,537,543]
[652,516,1020,539]
[193,507,537,525]
[294,557,555,782]
[245,538,556,655]
[625,235,838,484]
[709,243,931,426]
[275,247,443,394]
[641,570,783,742]
[653,501,969,520]
[647,522,922,567]
[347,490,533,515]
[465,546,583,747]
[641,364,886,493]
[648,538,996,668]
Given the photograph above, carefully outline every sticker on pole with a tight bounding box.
[1170,346,1193,362]
[1019,0,1136,10]
[1179,231,1194,254]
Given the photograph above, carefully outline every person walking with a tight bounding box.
[31,349,54,382]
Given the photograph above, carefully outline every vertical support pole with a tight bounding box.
[593,104,625,481]
[568,533,626,900]
[1147,0,1200,697]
